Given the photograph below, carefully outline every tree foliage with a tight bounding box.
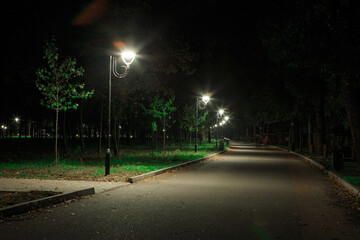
[36,38,94,162]
[36,39,94,112]
[143,94,176,132]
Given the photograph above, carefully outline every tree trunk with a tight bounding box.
[163,116,166,151]
[341,79,360,161]
[98,98,104,153]
[152,131,155,150]
[113,104,119,156]
[315,96,325,156]
[155,130,158,150]
[299,120,303,153]
[63,111,68,152]
[79,101,85,152]
[18,120,22,139]
[208,128,211,143]
[55,109,59,163]
[308,115,313,157]
[117,104,122,152]
[289,121,294,148]
[189,130,192,145]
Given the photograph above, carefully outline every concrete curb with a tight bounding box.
[0,187,95,219]
[269,145,360,197]
[128,149,228,183]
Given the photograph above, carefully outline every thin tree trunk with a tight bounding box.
[63,111,68,152]
[55,109,59,163]
[27,119,31,138]
[163,116,166,151]
[208,128,211,143]
[98,98,104,153]
[155,130,158,150]
[315,97,325,156]
[299,120,302,153]
[289,121,294,148]
[113,101,118,156]
[308,115,313,157]
[152,131,155,150]
[79,101,85,152]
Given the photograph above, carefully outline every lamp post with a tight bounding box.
[216,109,224,148]
[106,51,135,176]
[14,117,20,138]
[222,116,229,138]
[1,125,7,138]
[195,94,210,153]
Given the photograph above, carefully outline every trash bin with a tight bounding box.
[219,140,224,151]
[332,150,343,171]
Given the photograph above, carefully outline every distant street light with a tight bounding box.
[1,125,7,138]
[14,117,20,138]
[106,50,136,176]
[195,94,211,153]
[216,109,224,148]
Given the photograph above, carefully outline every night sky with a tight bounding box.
[0,0,277,122]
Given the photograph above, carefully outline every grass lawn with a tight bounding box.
[275,145,360,187]
[0,141,225,182]
[342,176,360,187]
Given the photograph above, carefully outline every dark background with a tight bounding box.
[1,0,360,156]
[0,0,275,119]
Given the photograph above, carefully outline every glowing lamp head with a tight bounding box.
[202,95,210,104]
[224,116,229,121]
[121,51,136,67]
[218,109,224,116]
[15,118,19,123]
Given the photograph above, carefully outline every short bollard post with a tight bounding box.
[219,140,224,151]
[105,148,111,176]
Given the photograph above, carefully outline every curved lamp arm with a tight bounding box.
[112,56,130,78]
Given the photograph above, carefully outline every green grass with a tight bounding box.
[275,145,360,187]
[0,141,225,182]
[342,176,360,186]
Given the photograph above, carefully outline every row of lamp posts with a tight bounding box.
[195,94,231,153]
[104,50,230,176]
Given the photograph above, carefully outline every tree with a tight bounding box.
[36,39,94,163]
[143,94,176,151]
[180,104,196,144]
[260,0,360,160]
[179,104,208,145]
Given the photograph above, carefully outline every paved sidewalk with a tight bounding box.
[0,178,129,194]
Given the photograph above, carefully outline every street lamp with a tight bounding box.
[106,50,136,176]
[1,125,7,138]
[195,94,211,153]
[216,109,224,148]
[14,117,20,138]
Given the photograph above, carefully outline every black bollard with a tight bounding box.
[105,148,111,176]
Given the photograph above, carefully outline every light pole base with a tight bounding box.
[105,149,111,176]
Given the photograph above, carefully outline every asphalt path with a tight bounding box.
[1,141,360,239]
